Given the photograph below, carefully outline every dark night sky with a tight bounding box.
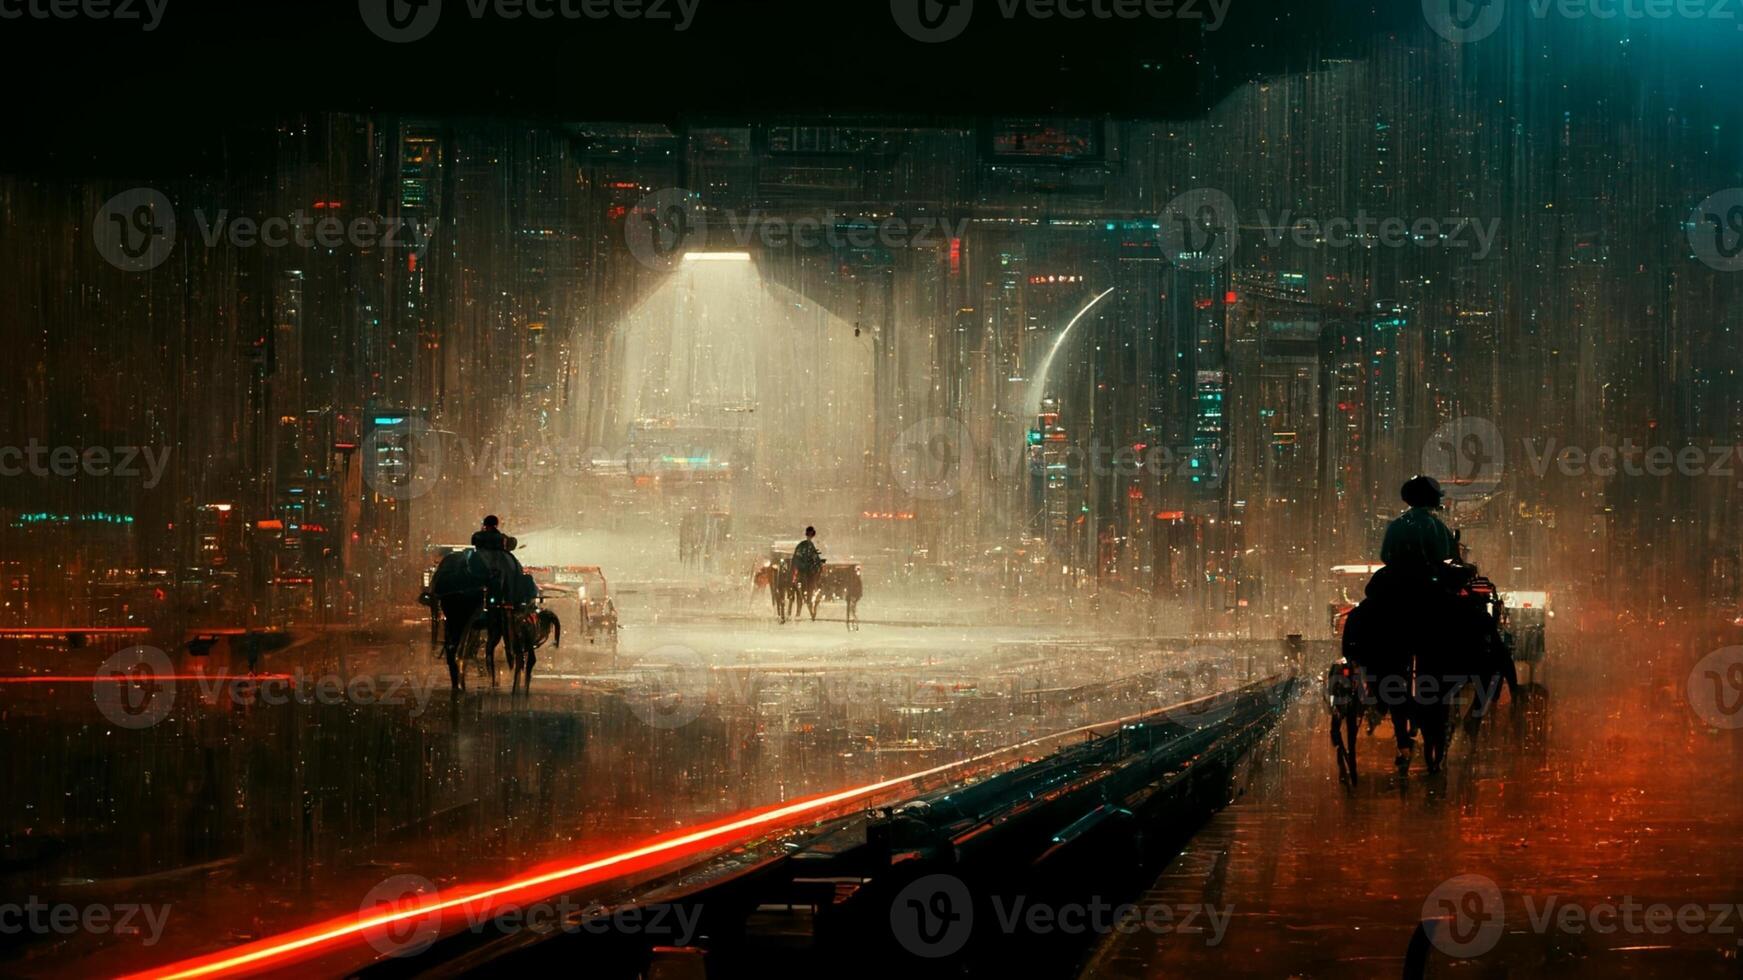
[0,0,1421,174]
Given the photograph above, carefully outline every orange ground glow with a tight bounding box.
[122,700,1202,979]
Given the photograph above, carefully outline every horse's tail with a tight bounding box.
[546,609,561,648]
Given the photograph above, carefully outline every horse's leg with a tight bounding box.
[1345,708,1360,782]
[1419,685,1447,773]
[485,610,501,689]
[1332,703,1357,783]
[514,617,526,681]
[441,599,474,691]
[518,621,533,691]
[444,639,462,691]
[1331,704,1349,781]
[1389,671,1413,770]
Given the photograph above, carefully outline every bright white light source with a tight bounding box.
[681,251,752,262]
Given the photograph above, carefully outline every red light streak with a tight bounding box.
[0,674,294,684]
[124,703,1191,980]
[0,627,151,636]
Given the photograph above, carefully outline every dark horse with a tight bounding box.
[1337,598,1416,781]
[790,560,825,622]
[429,549,534,691]
[1339,562,1519,778]
[494,574,560,692]
[814,563,864,630]
[758,557,795,624]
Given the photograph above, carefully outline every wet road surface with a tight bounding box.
[1,589,1293,978]
[1081,625,1743,979]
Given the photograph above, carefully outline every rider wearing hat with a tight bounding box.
[1363,475,1464,769]
[471,515,519,599]
[473,514,508,551]
[1365,475,1459,607]
[1380,476,1457,568]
